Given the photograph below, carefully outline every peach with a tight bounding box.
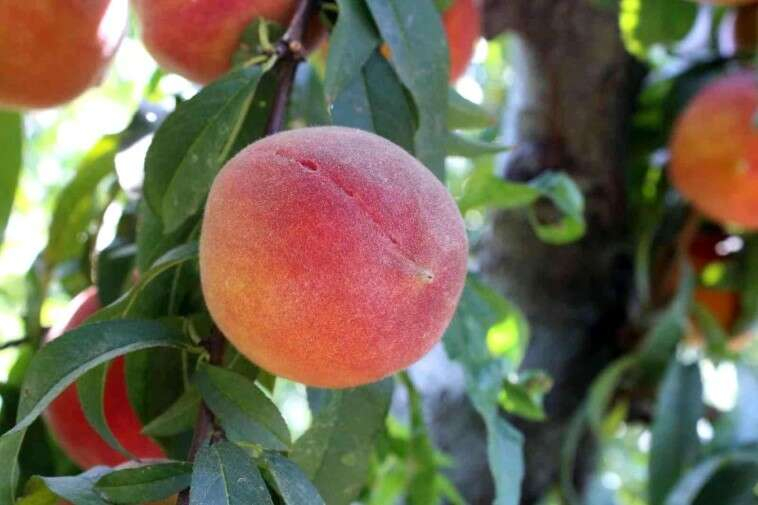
[443,0,482,82]
[0,0,126,110]
[43,288,165,469]
[132,0,300,84]
[669,71,758,229]
[199,127,468,388]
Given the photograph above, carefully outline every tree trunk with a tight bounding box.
[415,1,646,503]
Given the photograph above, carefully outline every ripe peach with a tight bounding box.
[132,0,300,84]
[669,71,758,229]
[0,0,126,110]
[199,127,468,388]
[43,288,165,469]
[443,0,482,82]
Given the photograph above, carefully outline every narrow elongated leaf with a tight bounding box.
[0,429,24,505]
[194,364,290,451]
[95,462,192,504]
[448,89,495,130]
[332,50,416,154]
[665,449,758,505]
[586,355,638,433]
[366,0,448,176]
[287,63,330,127]
[620,0,697,57]
[0,111,22,246]
[92,242,199,322]
[189,441,273,505]
[262,452,325,505]
[292,379,393,505]
[144,65,263,232]
[78,362,132,460]
[13,320,189,434]
[142,388,201,437]
[45,137,117,266]
[649,359,704,505]
[443,275,529,505]
[39,467,112,505]
[324,0,381,103]
[446,131,509,158]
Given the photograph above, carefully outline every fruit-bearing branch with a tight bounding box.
[176,1,318,503]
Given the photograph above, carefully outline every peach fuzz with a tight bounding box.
[43,287,165,469]
[0,0,127,110]
[443,0,482,82]
[199,127,468,388]
[132,0,300,84]
[669,71,758,229]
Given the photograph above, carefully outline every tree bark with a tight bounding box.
[415,1,646,503]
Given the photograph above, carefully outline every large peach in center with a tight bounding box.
[199,127,468,388]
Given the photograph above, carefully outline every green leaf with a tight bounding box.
[190,441,273,505]
[12,319,189,434]
[16,474,58,505]
[483,413,525,505]
[620,0,698,58]
[586,355,638,434]
[0,429,24,505]
[194,364,290,451]
[735,235,758,334]
[366,0,449,177]
[649,359,704,505]
[96,242,136,305]
[443,275,528,505]
[92,242,199,322]
[332,50,416,154]
[665,449,758,505]
[288,63,331,128]
[45,136,117,266]
[446,131,510,158]
[527,172,586,245]
[448,88,495,130]
[141,388,202,437]
[498,370,552,422]
[38,467,112,505]
[125,348,186,427]
[292,379,393,505]
[457,165,541,213]
[261,452,326,505]
[144,65,263,232]
[77,362,133,461]
[324,0,381,103]
[0,111,22,247]
[95,462,193,504]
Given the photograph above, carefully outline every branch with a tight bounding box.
[0,337,29,351]
[178,2,317,502]
[265,0,319,134]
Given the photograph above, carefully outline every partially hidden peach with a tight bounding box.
[0,0,127,110]
[443,0,482,82]
[199,127,468,388]
[132,0,300,84]
[669,71,758,229]
[43,288,165,469]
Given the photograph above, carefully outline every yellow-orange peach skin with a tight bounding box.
[0,0,126,110]
[669,71,758,229]
[199,127,468,388]
[132,0,299,84]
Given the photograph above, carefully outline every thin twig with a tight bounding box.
[0,337,29,351]
[264,0,319,134]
